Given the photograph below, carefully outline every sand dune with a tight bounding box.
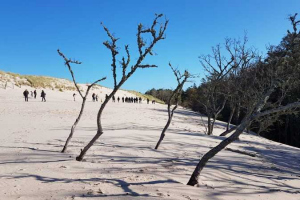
[0,85,300,200]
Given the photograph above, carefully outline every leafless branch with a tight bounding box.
[101,22,119,88]
[137,64,158,68]
[87,77,107,91]
[121,45,130,78]
[57,49,84,98]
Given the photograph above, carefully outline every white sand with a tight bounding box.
[0,85,300,200]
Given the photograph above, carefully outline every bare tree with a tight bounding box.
[76,14,168,161]
[198,39,239,135]
[199,34,256,135]
[188,87,300,185]
[155,63,190,149]
[216,37,257,136]
[57,49,106,153]
[187,15,300,185]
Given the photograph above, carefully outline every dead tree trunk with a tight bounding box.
[155,65,189,149]
[76,88,118,160]
[57,49,106,153]
[155,103,176,149]
[62,97,86,152]
[75,14,168,161]
[187,118,249,186]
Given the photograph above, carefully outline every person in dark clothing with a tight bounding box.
[117,97,120,103]
[73,93,76,101]
[96,95,98,102]
[147,98,149,104]
[92,93,95,102]
[34,90,37,99]
[122,97,124,103]
[41,90,46,102]
[112,96,115,102]
[139,97,142,103]
[23,89,29,102]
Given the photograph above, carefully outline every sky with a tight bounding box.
[0,0,299,93]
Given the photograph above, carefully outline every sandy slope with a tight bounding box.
[0,86,300,200]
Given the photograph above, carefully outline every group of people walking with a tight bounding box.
[109,96,142,103]
[121,96,142,103]
[23,89,155,105]
[23,89,46,102]
[88,94,156,104]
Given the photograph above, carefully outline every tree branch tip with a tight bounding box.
[155,13,163,18]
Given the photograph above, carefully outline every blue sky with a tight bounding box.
[0,0,299,93]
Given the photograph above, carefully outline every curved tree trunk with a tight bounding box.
[76,103,106,161]
[154,66,188,150]
[76,88,119,161]
[155,104,176,149]
[187,119,249,186]
[61,97,87,153]
[155,116,172,149]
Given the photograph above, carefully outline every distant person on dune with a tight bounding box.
[23,89,29,102]
[147,98,149,104]
[122,97,124,103]
[92,93,95,102]
[34,90,37,99]
[41,90,46,102]
[117,96,120,103]
[73,93,76,101]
